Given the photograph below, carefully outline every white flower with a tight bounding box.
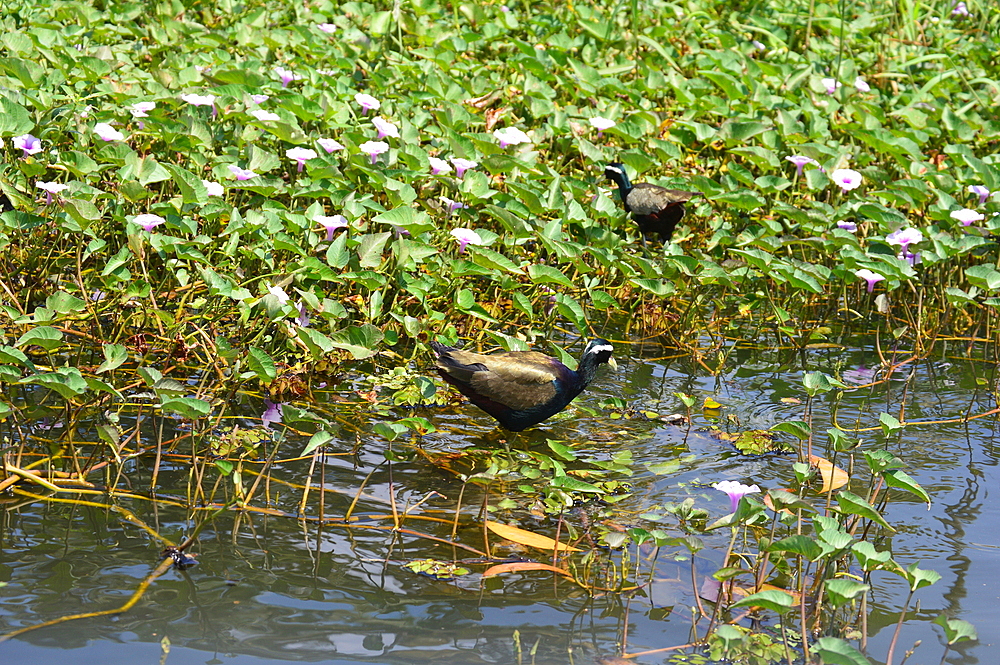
[451,158,478,178]
[250,109,280,122]
[134,213,165,231]
[450,227,483,252]
[93,123,125,141]
[268,285,290,305]
[821,78,842,94]
[831,168,862,193]
[129,101,156,118]
[318,23,337,33]
[854,77,870,93]
[589,116,616,131]
[950,209,985,226]
[202,180,224,196]
[372,117,399,139]
[318,138,345,153]
[493,126,531,147]
[354,93,380,111]
[360,140,389,163]
[181,93,216,107]
[429,157,452,175]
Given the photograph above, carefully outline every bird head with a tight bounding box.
[604,163,627,182]
[584,338,617,370]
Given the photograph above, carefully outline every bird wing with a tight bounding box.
[436,349,558,410]
[628,183,697,216]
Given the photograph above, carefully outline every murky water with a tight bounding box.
[2,338,999,664]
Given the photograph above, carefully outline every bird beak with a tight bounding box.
[608,357,618,370]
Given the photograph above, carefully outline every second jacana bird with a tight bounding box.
[604,162,698,246]
[430,339,617,431]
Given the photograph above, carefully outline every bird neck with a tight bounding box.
[607,169,633,202]
[574,353,603,389]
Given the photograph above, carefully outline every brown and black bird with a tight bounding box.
[430,339,617,431]
[604,163,698,246]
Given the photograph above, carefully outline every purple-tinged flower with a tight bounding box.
[493,126,530,148]
[129,101,156,118]
[37,181,69,204]
[202,180,224,196]
[79,105,93,118]
[250,94,270,105]
[372,116,399,139]
[354,93,380,113]
[274,66,302,87]
[837,220,857,232]
[751,40,766,52]
[268,285,290,304]
[286,147,317,172]
[134,213,165,232]
[843,364,876,384]
[262,400,283,428]
[318,69,336,76]
[451,158,478,178]
[953,1,970,16]
[359,140,389,164]
[250,109,280,122]
[831,168,862,193]
[441,196,469,213]
[821,78,842,95]
[294,302,310,327]
[886,227,923,253]
[316,214,348,240]
[228,165,259,181]
[450,227,483,253]
[855,268,885,292]
[390,225,409,238]
[589,116,616,136]
[712,480,761,513]
[13,134,42,158]
[950,208,985,226]
[429,157,452,175]
[317,138,345,153]
[854,77,870,93]
[181,94,217,111]
[194,65,209,74]
[969,185,990,205]
[94,123,125,142]
[785,155,818,177]
[318,23,337,33]
[900,251,921,267]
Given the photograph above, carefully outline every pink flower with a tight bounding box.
[262,400,283,428]
[429,157,452,175]
[493,126,530,148]
[294,302,310,327]
[134,213,165,232]
[250,94,270,104]
[950,209,985,226]
[854,77,870,93]
[93,123,124,141]
[250,109,280,122]
[274,66,302,87]
[451,158,478,178]
[953,1,970,16]
[969,185,990,205]
[450,227,483,252]
[228,165,259,181]
[712,481,761,513]
[13,134,42,157]
[441,197,469,213]
[372,117,399,139]
[785,155,817,177]
[359,140,389,164]
[129,101,156,118]
[855,269,885,293]
[821,78,842,95]
[37,181,69,204]
[885,228,923,253]
[318,23,337,33]
[354,93,380,113]
[837,220,857,232]
[831,168,862,193]
[317,138,345,153]
[589,116,616,136]
[316,214,348,240]
[202,180,224,196]
[286,147,317,172]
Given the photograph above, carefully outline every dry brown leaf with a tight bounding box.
[484,106,507,131]
[486,521,582,552]
[762,487,796,515]
[482,562,572,577]
[809,454,849,493]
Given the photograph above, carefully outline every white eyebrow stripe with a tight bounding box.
[588,344,614,354]
[605,165,624,175]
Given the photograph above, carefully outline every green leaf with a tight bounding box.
[811,637,874,665]
[766,534,823,560]
[15,326,64,351]
[882,469,930,504]
[933,614,978,645]
[329,324,384,359]
[771,420,810,440]
[527,264,574,288]
[160,397,212,419]
[302,430,334,456]
[247,347,277,383]
[824,579,870,608]
[731,589,796,614]
[20,367,88,398]
[45,291,87,314]
[356,232,391,268]
[836,491,894,531]
[96,344,128,373]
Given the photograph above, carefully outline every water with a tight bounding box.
[2,338,998,664]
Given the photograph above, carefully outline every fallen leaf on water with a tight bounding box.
[486,521,581,553]
[809,454,849,493]
[482,562,572,577]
